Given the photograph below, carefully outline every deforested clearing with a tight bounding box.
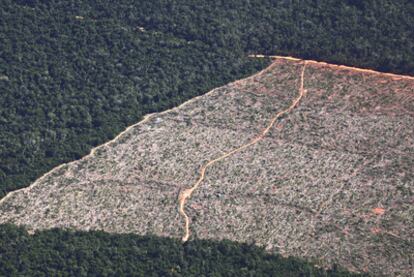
[0,59,413,276]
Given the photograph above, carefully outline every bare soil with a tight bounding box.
[0,59,413,276]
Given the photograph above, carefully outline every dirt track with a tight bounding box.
[0,57,412,276]
[178,61,308,242]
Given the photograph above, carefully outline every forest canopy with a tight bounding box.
[1,0,413,197]
[0,224,366,276]
[0,1,411,275]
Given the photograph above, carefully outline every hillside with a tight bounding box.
[0,0,267,197]
[1,58,412,276]
[1,0,414,199]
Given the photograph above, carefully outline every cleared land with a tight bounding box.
[0,59,413,276]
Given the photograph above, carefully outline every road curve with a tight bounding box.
[178,61,308,242]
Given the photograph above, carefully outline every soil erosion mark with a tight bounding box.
[178,61,308,242]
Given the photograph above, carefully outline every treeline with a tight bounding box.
[0,1,409,275]
[0,0,267,197]
[1,0,413,197]
[0,224,365,276]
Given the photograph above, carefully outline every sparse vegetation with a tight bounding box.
[1,1,413,276]
[0,0,268,197]
[1,60,412,276]
[1,0,414,197]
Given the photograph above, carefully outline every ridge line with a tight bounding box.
[248,54,414,81]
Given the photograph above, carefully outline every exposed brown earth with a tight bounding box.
[0,58,413,276]
[178,62,308,242]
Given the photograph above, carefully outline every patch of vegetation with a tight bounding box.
[1,0,413,197]
[0,224,365,276]
[0,1,411,274]
[0,0,267,197]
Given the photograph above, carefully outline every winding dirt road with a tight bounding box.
[178,61,308,242]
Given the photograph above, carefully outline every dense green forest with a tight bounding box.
[1,0,413,197]
[0,1,268,197]
[0,224,366,276]
[0,1,412,275]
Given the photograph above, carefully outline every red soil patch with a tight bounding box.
[372,208,385,216]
